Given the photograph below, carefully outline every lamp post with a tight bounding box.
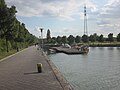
[38,36,41,50]
[40,28,44,51]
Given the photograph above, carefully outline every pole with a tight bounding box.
[84,5,86,35]
[40,28,44,54]
[84,4,89,44]
[84,4,88,35]
[39,36,41,50]
[37,63,42,73]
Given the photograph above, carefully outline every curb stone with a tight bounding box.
[43,53,74,90]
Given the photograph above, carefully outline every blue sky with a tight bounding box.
[6,0,120,37]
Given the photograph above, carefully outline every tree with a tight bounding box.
[89,35,96,42]
[0,0,5,5]
[0,0,6,31]
[56,36,62,44]
[46,29,51,43]
[98,34,104,42]
[67,35,75,45]
[0,0,8,38]
[0,1,18,51]
[61,36,67,44]
[0,1,17,52]
[93,33,99,42]
[89,33,99,42]
[82,34,89,43]
[0,0,38,52]
[108,33,114,42]
[51,37,56,44]
[75,35,81,43]
[117,33,120,42]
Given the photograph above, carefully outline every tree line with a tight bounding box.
[0,0,38,52]
[46,29,120,45]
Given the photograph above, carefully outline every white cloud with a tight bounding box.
[53,26,88,37]
[97,0,120,35]
[5,0,97,21]
[6,0,120,37]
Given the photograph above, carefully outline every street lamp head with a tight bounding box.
[40,28,44,32]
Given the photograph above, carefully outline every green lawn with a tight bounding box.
[0,47,26,60]
[0,50,17,60]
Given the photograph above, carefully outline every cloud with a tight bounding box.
[5,0,97,21]
[100,0,120,19]
[97,0,120,35]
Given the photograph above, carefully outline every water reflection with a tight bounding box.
[97,47,104,50]
[116,47,120,50]
[107,47,114,50]
[90,47,96,50]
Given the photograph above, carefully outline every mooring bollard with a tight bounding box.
[37,63,42,73]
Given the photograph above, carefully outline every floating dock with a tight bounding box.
[51,47,88,55]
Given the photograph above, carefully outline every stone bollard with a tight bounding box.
[37,63,42,73]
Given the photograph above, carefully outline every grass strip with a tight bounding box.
[0,50,17,60]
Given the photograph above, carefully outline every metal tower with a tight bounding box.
[84,5,88,35]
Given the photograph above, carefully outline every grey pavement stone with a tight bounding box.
[0,46,63,90]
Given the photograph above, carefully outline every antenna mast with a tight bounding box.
[84,4,88,35]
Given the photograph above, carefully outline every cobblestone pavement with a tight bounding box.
[0,46,63,90]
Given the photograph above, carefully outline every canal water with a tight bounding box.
[48,47,120,90]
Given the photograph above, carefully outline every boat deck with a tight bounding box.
[51,47,88,55]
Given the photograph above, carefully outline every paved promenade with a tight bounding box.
[0,46,64,90]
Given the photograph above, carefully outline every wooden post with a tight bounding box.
[37,63,42,73]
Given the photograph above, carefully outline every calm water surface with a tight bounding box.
[48,47,120,90]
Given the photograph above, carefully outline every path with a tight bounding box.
[0,46,63,90]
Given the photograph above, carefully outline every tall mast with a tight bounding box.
[84,4,88,35]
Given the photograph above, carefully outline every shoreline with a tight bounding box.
[43,52,74,90]
[89,44,120,47]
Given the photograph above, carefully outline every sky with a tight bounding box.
[5,0,120,38]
